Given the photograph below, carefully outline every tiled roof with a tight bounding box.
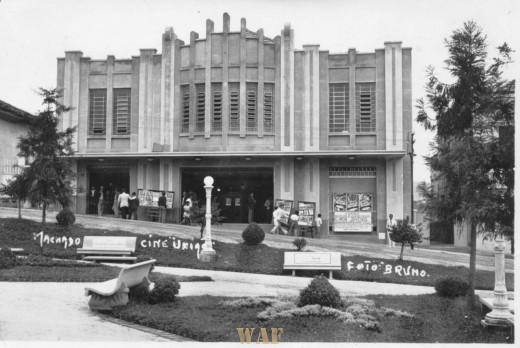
[0,100,35,124]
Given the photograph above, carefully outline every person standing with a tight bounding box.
[182,193,193,225]
[89,186,97,214]
[158,191,167,223]
[113,188,121,218]
[128,192,140,220]
[288,210,300,236]
[248,192,256,223]
[118,188,130,219]
[97,186,105,216]
[270,203,286,235]
[386,214,397,247]
[263,198,272,223]
[312,213,323,239]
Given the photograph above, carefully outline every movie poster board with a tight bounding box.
[274,199,293,225]
[138,189,175,208]
[297,201,316,226]
[333,192,373,232]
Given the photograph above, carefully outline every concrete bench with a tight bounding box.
[77,236,137,262]
[283,252,342,279]
[478,296,515,315]
[84,259,156,310]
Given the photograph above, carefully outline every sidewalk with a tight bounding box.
[0,207,514,273]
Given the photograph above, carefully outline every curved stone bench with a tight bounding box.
[85,259,156,310]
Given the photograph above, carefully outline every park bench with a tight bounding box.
[478,296,515,316]
[77,236,137,262]
[283,252,342,279]
[84,259,156,310]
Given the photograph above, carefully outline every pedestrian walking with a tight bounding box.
[118,188,130,219]
[158,191,167,223]
[248,192,256,223]
[270,203,287,235]
[128,192,140,220]
[97,186,105,216]
[288,210,300,236]
[386,214,397,247]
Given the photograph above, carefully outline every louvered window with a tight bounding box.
[181,86,190,133]
[89,89,107,135]
[329,84,349,133]
[196,85,205,132]
[212,84,222,132]
[356,83,376,132]
[229,83,240,132]
[246,83,257,133]
[112,89,131,135]
[264,84,274,132]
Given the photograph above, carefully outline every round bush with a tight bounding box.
[242,222,266,246]
[129,279,152,303]
[298,275,342,308]
[0,248,18,269]
[149,277,181,304]
[434,276,469,298]
[56,208,76,227]
[293,238,308,251]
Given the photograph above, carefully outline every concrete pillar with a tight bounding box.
[161,27,177,149]
[138,49,157,151]
[386,157,404,221]
[63,51,83,151]
[384,42,403,150]
[204,19,214,139]
[303,45,320,151]
[482,234,512,327]
[105,55,114,150]
[239,18,247,137]
[280,24,294,150]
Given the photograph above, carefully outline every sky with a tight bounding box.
[0,0,518,183]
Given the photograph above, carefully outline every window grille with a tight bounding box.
[181,86,190,133]
[212,84,222,132]
[356,83,376,132]
[264,84,274,132]
[329,84,349,133]
[246,84,257,132]
[329,167,377,177]
[112,89,131,135]
[89,89,107,135]
[229,83,240,132]
[196,85,205,132]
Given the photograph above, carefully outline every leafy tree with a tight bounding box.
[17,88,76,225]
[190,200,226,238]
[416,21,514,305]
[0,170,30,219]
[390,217,423,260]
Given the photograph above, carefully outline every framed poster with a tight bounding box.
[274,199,293,225]
[333,211,372,232]
[138,189,175,208]
[332,192,374,232]
[297,201,316,226]
[333,193,346,212]
[347,193,359,211]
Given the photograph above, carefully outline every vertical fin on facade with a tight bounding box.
[206,19,214,34]
[223,12,230,33]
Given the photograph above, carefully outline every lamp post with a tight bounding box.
[200,176,217,262]
[482,233,512,327]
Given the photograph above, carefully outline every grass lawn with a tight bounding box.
[110,294,513,343]
[0,218,514,290]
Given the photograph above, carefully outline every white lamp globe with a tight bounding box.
[204,176,214,186]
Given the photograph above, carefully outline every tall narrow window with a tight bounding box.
[246,83,257,133]
[181,85,189,133]
[196,84,205,132]
[211,84,222,132]
[229,82,240,132]
[112,88,131,135]
[329,84,349,133]
[356,83,376,132]
[89,89,107,135]
[264,84,274,132]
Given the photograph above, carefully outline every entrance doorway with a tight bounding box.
[181,167,273,224]
[87,164,130,215]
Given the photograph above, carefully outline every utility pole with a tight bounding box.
[408,132,416,224]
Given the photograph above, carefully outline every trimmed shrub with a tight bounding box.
[298,275,342,309]
[434,276,469,298]
[23,254,55,266]
[135,254,155,271]
[149,277,181,304]
[242,222,265,246]
[293,238,307,251]
[56,208,76,227]
[0,248,18,269]
[129,279,152,303]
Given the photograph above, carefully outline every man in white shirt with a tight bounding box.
[270,203,286,235]
[118,188,130,219]
[386,214,397,247]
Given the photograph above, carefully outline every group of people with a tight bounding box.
[270,202,323,238]
[88,185,140,219]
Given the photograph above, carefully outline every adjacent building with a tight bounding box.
[57,14,413,241]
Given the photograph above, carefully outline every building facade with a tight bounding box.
[0,100,33,189]
[57,14,412,241]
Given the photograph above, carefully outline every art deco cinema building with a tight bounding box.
[57,13,412,240]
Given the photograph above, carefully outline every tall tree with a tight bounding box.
[416,21,514,306]
[17,88,76,225]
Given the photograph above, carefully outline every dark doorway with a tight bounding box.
[87,164,130,215]
[182,167,273,223]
